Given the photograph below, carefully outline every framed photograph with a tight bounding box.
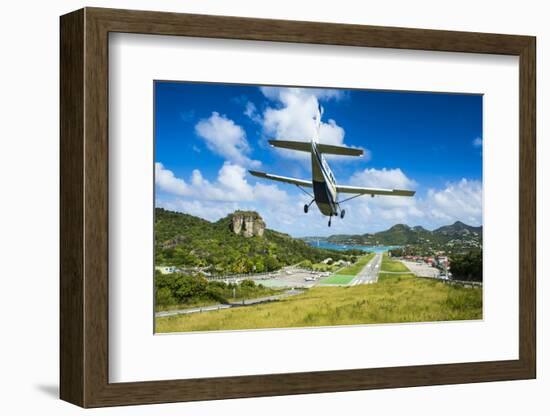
[60,7,536,408]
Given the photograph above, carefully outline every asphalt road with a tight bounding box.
[350,253,383,285]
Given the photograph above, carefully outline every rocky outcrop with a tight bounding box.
[160,235,187,250]
[230,211,265,238]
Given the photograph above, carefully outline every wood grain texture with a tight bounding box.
[59,8,84,407]
[518,38,536,376]
[59,7,537,408]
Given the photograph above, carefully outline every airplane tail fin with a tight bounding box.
[315,105,323,141]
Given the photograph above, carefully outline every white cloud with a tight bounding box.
[243,101,262,124]
[195,112,260,167]
[217,163,255,199]
[155,162,190,196]
[253,183,289,204]
[157,199,240,222]
[424,179,482,225]
[260,87,346,102]
[323,169,481,233]
[156,161,289,204]
[350,167,417,190]
[259,88,367,161]
[262,89,321,142]
[157,161,482,235]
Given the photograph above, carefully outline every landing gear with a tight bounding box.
[340,209,346,219]
[304,199,315,214]
[328,216,332,227]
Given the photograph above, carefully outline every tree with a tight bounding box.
[155,287,176,306]
[450,251,482,282]
[254,258,265,273]
[264,256,280,271]
[173,274,208,301]
[300,260,313,269]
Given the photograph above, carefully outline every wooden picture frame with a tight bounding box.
[60,7,536,408]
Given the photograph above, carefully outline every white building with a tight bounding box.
[155,265,176,275]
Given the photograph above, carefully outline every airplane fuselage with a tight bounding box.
[311,141,339,217]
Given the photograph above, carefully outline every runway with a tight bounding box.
[350,253,382,285]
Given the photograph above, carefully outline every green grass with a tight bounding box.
[380,253,410,272]
[320,274,355,285]
[156,272,482,333]
[378,272,416,283]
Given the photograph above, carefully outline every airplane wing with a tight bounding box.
[249,170,312,188]
[336,184,415,197]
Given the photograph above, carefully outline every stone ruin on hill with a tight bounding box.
[230,211,265,238]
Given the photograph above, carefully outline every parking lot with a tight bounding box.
[251,267,323,288]
[401,260,442,278]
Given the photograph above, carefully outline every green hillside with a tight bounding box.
[317,221,482,249]
[155,208,350,274]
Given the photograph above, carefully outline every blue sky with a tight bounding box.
[155,81,482,237]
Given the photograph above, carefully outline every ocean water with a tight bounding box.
[308,241,401,253]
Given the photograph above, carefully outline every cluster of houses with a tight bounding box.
[401,254,450,270]
[155,265,212,276]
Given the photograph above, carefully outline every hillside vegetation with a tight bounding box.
[155,271,278,311]
[155,208,350,274]
[305,221,482,255]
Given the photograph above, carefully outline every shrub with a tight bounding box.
[156,287,176,306]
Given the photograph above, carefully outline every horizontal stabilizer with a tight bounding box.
[268,140,363,157]
[249,170,312,188]
[316,144,363,157]
[336,184,415,197]
[268,140,311,152]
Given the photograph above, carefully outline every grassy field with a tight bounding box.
[156,272,482,333]
[380,253,410,272]
[320,274,355,285]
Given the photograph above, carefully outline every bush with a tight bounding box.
[240,279,256,289]
[300,260,313,269]
[154,272,277,307]
[156,287,176,306]
[173,274,208,301]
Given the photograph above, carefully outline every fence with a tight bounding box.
[206,267,310,283]
[418,274,482,288]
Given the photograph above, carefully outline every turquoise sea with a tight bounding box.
[308,241,401,253]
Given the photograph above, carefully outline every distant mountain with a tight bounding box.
[307,220,482,248]
[155,208,349,274]
[433,221,482,237]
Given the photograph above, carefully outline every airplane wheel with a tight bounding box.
[340,209,346,219]
[304,204,309,213]
[328,217,332,227]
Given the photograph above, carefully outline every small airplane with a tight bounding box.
[249,105,415,226]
